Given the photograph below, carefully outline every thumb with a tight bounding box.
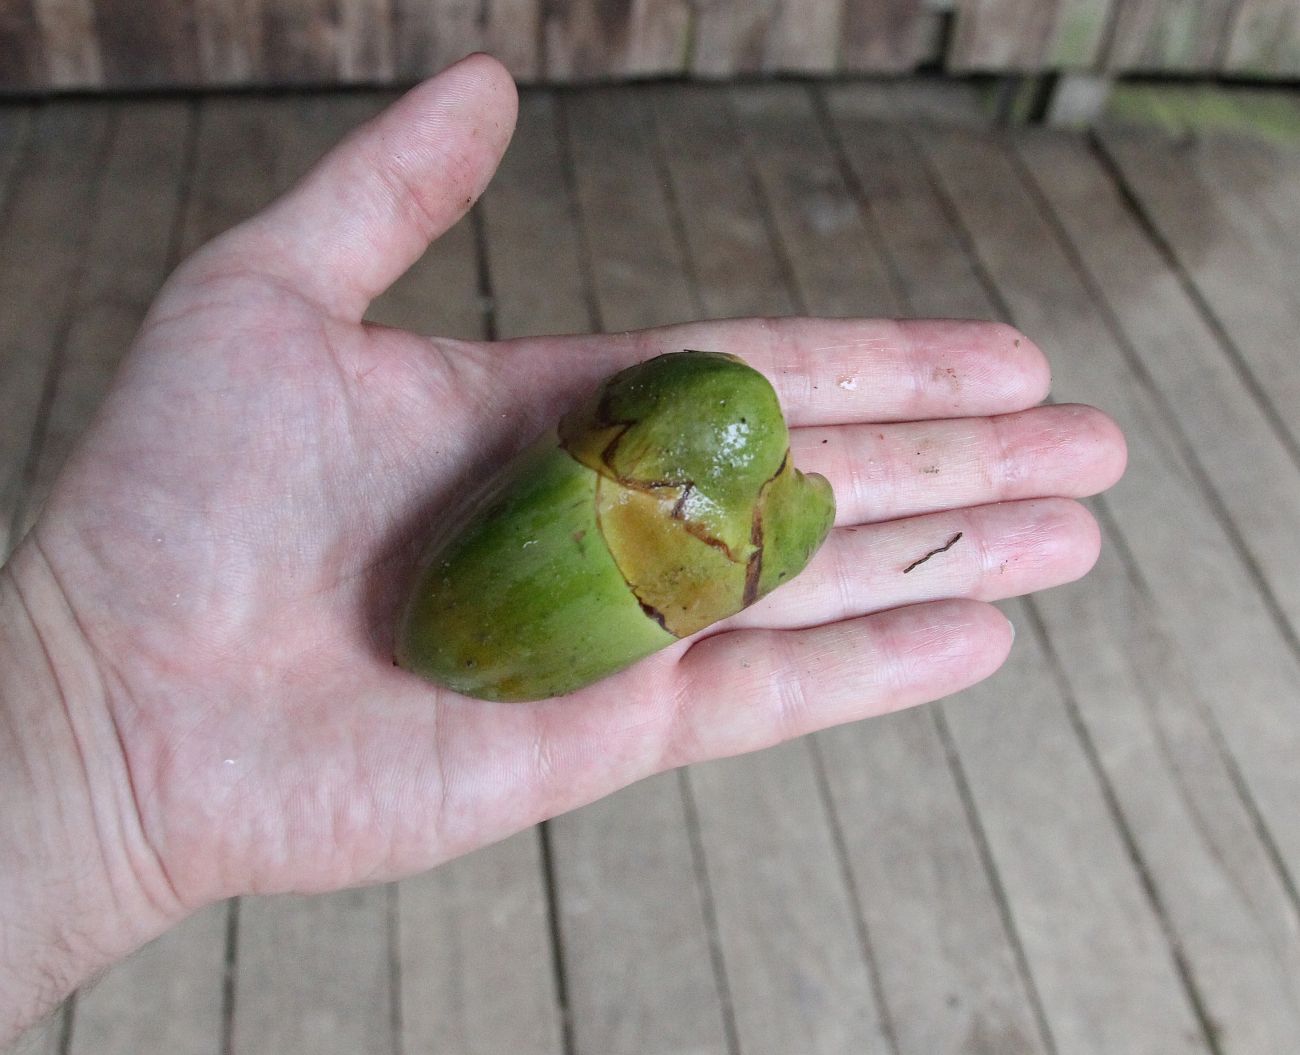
[243,53,517,321]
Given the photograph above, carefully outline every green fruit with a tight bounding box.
[396,350,835,702]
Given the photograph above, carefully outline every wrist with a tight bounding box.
[0,540,184,1046]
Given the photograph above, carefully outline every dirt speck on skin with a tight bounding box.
[932,365,960,391]
[1014,338,1021,347]
[921,465,940,475]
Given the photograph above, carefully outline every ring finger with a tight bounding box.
[718,496,1100,633]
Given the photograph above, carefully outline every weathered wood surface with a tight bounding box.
[31,0,100,87]
[1223,0,1300,76]
[691,0,842,76]
[1105,0,1238,72]
[69,908,226,1055]
[232,891,394,1054]
[902,87,1300,1052]
[544,0,692,80]
[1021,126,1300,706]
[193,0,264,84]
[480,92,590,339]
[0,1,42,90]
[949,0,1114,70]
[0,102,112,557]
[396,836,565,1055]
[1095,127,1300,504]
[831,81,1212,1055]
[393,0,536,83]
[17,100,192,536]
[6,0,1300,89]
[5,79,1300,1054]
[94,0,197,86]
[840,0,942,73]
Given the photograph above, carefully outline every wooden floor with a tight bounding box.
[5,80,1300,1055]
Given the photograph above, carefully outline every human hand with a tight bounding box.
[0,54,1125,1042]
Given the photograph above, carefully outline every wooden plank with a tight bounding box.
[548,776,731,1055]
[1037,540,1300,1054]
[949,0,1113,71]
[271,92,387,186]
[180,96,287,251]
[69,905,226,1055]
[1008,141,1300,1044]
[0,0,44,90]
[821,708,1055,1055]
[544,0,692,80]
[1105,0,1238,72]
[32,0,101,86]
[263,0,340,83]
[840,0,936,73]
[1096,128,1300,465]
[11,1007,66,1054]
[821,86,994,319]
[686,743,890,1055]
[194,0,264,84]
[748,82,1045,1055]
[729,84,896,318]
[364,206,483,337]
[942,599,1210,1054]
[916,118,1300,1033]
[562,88,696,328]
[394,0,540,82]
[691,0,841,76]
[337,0,394,81]
[19,100,193,536]
[834,84,1254,1054]
[647,85,795,320]
[1019,130,1300,640]
[397,835,564,1055]
[0,108,31,207]
[92,0,200,86]
[232,890,393,1054]
[479,91,590,339]
[555,86,730,1055]
[1194,114,1300,286]
[1223,0,1300,77]
[0,102,112,558]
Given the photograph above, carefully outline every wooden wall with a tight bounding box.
[1,0,1297,92]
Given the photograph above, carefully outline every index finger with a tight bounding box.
[504,316,1051,426]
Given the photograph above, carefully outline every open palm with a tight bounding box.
[23,55,1125,916]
